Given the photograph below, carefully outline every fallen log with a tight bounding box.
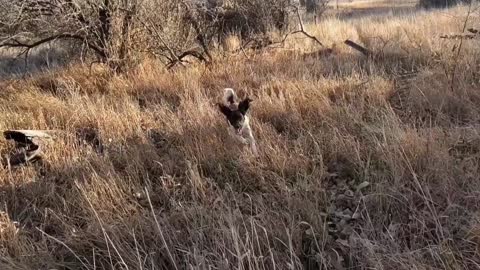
[3,130,53,167]
[7,145,42,166]
[344,39,372,57]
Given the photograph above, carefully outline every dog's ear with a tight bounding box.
[217,103,232,117]
[238,97,252,115]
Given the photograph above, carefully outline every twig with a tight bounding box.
[263,5,324,50]
[440,34,476,40]
[141,19,185,68]
[36,227,91,269]
[145,188,179,270]
[289,5,324,47]
[167,50,207,69]
[180,0,212,61]
[140,15,210,70]
[468,28,479,34]
[0,34,106,59]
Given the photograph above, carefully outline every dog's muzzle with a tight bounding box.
[235,127,244,135]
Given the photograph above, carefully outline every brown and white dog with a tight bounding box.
[217,88,258,156]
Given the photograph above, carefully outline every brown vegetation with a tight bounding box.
[419,0,472,8]
[1,2,480,270]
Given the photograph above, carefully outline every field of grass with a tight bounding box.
[325,0,419,19]
[1,4,480,270]
[332,0,417,8]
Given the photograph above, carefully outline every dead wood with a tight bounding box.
[440,34,477,40]
[344,39,371,56]
[3,130,53,167]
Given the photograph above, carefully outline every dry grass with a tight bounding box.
[325,0,419,20]
[332,0,418,9]
[1,4,480,270]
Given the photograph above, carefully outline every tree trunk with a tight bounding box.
[97,0,112,61]
[305,0,318,14]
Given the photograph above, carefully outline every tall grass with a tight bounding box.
[1,4,480,270]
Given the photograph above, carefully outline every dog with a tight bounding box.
[217,88,258,156]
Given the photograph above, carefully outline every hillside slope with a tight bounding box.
[1,5,480,270]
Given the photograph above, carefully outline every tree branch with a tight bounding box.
[292,4,323,47]
[257,4,324,50]
[166,49,207,69]
[180,0,212,61]
[0,33,106,58]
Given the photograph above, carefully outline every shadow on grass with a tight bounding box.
[0,45,77,81]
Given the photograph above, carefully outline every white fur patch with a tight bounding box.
[223,88,236,105]
[222,88,258,156]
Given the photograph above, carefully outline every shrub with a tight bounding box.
[299,0,329,14]
[0,0,319,70]
[201,0,291,40]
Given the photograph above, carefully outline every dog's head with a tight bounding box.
[218,97,252,133]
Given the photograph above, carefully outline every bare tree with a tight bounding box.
[299,0,329,14]
[0,0,327,71]
[198,0,291,45]
[0,0,139,69]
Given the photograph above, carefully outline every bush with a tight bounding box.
[202,0,291,40]
[0,0,312,70]
[299,0,329,14]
